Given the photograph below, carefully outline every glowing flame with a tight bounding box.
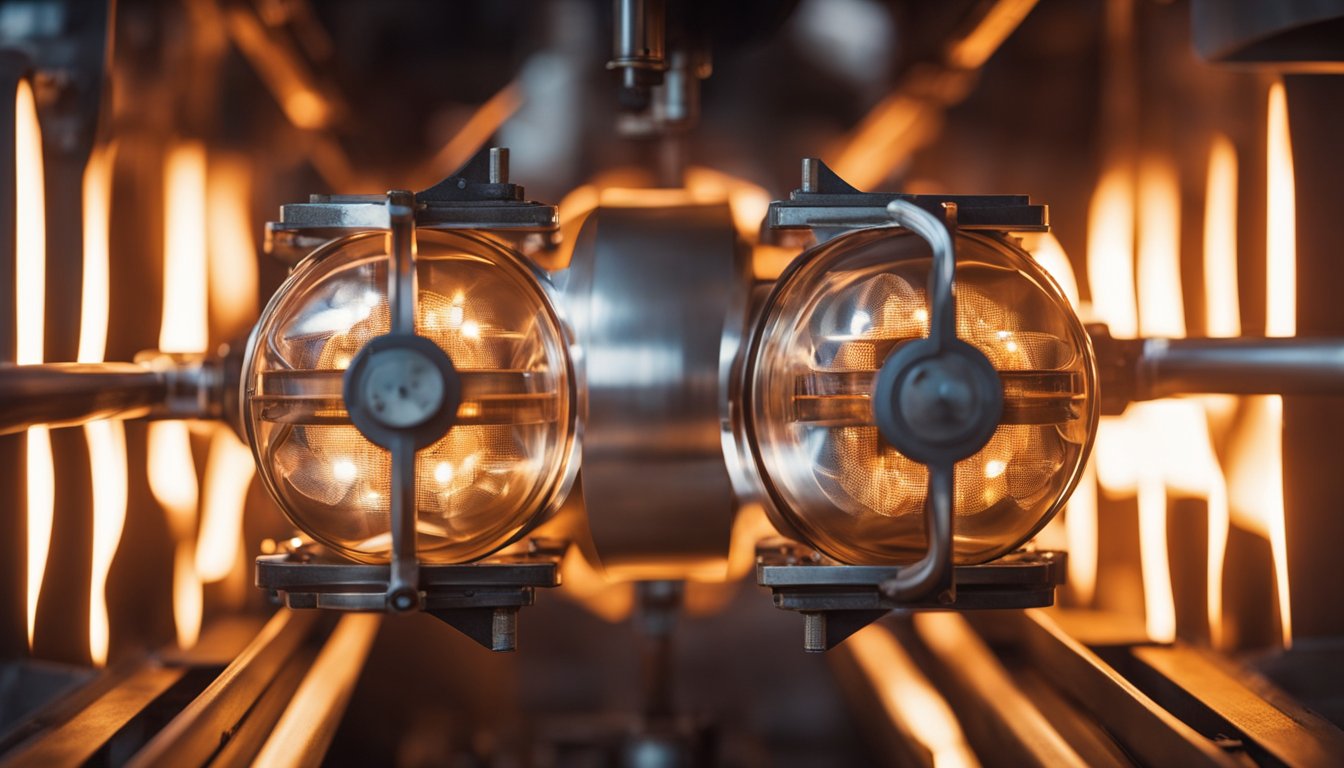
[148,421,202,649]
[86,421,127,665]
[846,625,977,767]
[1065,458,1099,605]
[79,144,128,666]
[1087,158,1232,644]
[1087,167,1137,339]
[195,427,256,582]
[161,143,209,353]
[684,166,772,241]
[1226,83,1295,648]
[149,141,211,649]
[15,78,50,649]
[206,155,259,338]
[1204,136,1240,339]
[1022,233,1096,604]
[1199,135,1240,648]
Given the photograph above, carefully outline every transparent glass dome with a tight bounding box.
[747,227,1097,565]
[243,229,576,563]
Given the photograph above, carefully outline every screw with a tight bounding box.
[388,588,419,612]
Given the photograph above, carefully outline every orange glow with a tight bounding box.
[557,546,635,623]
[206,156,259,338]
[1065,457,1099,605]
[1199,135,1240,647]
[78,145,114,364]
[196,427,256,583]
[1225,83,1296,648]
[427,81,523,180]
[151,142,211,648]
[80,144,127,666]
[684,166,772,241]
[86,420,127,665]
[16,78,50,649]
[1136,160,1183,338]
[254,614,381,765]
[846,625,977,767]
[557,184,600,227]
[1203,136,1240,339]
[1266,83,1295,339]
[1024,232,1080,309]
[148,421,202,649]
[947,0,1039,70]
[161,143,209,353]
[1086,167,1137,338]
[1087,158,1234,644]
[225,7,333,130]
[828,94,936,192]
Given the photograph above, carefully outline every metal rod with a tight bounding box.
[0,362,166,435]
[1137,337,1344,399]
[384,191,420,610]
[881,462,955,602]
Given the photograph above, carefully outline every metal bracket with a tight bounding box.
[765,158,1047,239]
[756,543,1065,651]
[265,147,558,263]
[256,540,566,651]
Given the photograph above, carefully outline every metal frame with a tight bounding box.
[758,543,1065,651]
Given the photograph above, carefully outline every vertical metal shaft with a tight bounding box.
[385,191,419,609]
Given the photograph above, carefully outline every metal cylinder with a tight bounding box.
[566,203,749,580]
[1136,337,1344,400]
[0,348,241,436]
[0,362,167,435]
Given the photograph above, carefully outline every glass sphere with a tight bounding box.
[746,227,1097,565]
[243,229,576,563]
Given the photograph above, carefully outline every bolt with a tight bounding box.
[801,158,819,193]
[388,588,418,612]
[803,612,827,653]
[491,607,518,651]
[488,147,509,184]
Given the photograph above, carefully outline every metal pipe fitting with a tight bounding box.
[1089,323,1344,414]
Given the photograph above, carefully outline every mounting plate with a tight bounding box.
[256,540,565,651]
[757,542,1066,651]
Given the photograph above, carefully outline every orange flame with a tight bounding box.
[1023,233,1097,603]
[1088,158,1233,644]
[79,144,128,666]
[1226,83,1295,648]
[15,78,50,649]
[195,427,256,582]
[149,142,210,649]
[205,155,259,338]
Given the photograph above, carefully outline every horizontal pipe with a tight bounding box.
[0,345,244,436]
[1137,337,1344,399]
[0,362,168,435]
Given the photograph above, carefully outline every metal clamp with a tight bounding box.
[265,147,559,263]
[756,543,1065,652]
[340,191,458,612]
[868,201,1003,603]
[765,158,1047,242]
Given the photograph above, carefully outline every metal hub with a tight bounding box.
[872,337,1003,465]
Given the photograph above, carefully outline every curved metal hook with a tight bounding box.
[877,199,960,603]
